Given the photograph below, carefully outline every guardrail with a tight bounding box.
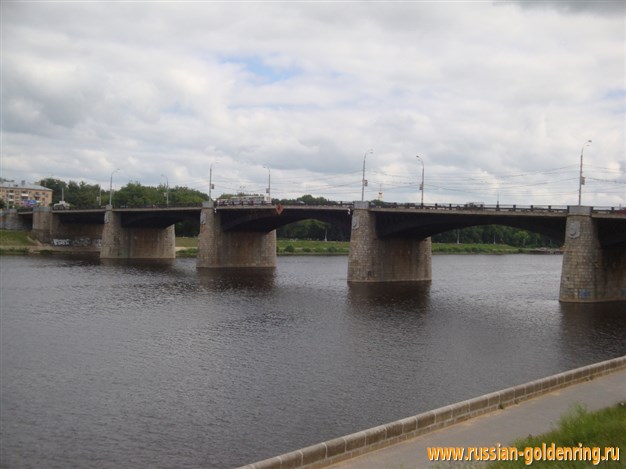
[376,203,571,213]
[375,203,625,214]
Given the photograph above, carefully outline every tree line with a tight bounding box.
[38,178,208,208]
[6,179,556,247]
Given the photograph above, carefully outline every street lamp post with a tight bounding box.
[161,174,169,206]
[415,155,424,206]
[361,149,373,201]
[209,163,216,201]
[263,165,271,202]
[109,168,120,206]
[578,140,592,205]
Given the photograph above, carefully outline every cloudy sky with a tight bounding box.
[2,1,624,206]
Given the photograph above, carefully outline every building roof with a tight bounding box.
[0,180,52,191]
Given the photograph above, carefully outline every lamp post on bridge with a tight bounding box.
[361,149,373,201]
[209,163,217,201]
[263,165,271,202]
[415,154,424,206]
[161,174,169,207]
[109,168,120,206]
[578,139,592,206]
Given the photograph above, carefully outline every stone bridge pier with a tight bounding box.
[197,201,277,268]
[347,202,432,283]
[559,206,626,302]
[100,207,175,259]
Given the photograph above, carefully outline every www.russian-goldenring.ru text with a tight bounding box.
[427,443,620,465]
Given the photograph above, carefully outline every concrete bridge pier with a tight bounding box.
[100,206,175,259]
[32,207,52,243]
[559,206,626,302]
[347,202,432,283]
[196,201,277,268]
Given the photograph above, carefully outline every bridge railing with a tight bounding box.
[376,202,572,213]
[592,206,626,215]
[216,199,355,208]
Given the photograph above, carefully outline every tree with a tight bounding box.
[168,186,208,205]
[113,182,161,207]
[432,225,558,247]
[65,181,102,208]
[38,178,67,204]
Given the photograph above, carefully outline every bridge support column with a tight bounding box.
[348,202,432,283]
[559,206,626,302]
[197,202,276,268]
[32,207,52,243]
[100,206,175,259]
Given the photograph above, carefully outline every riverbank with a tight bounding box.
[179,237,561,256]
[0,231,562,256]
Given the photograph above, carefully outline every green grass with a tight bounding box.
[175,237,199,248]
[176,248,198,257]
[432,243,526,254]
[0,230,38,246]
[277,239,350,255]
[1,234,549,257]
[485,403,626,468]
[172,238,545,256]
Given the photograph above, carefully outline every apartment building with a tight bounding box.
[0,180,53,208]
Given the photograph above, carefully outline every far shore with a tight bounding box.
[1,231,562,257]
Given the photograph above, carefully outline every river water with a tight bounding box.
[1,254,624,468]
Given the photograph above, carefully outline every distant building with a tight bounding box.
[0,180,53,208]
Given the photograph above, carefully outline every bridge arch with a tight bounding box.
[217,205,353,234]
[372,209,567,244]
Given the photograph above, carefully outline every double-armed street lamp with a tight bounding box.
[109,168,120,206]
[161,174,169,206]
[578,140,592,206]
[361,149,373,201]
[415,154,425,206]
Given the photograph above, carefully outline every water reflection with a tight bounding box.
[347,281,431,310]
[559,302,626,365]
[2,255,625,469]
[99,257,176,269]
[197,267,276,291]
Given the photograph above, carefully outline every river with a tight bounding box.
[1,254,624,468]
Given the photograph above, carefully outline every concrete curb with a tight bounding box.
[239,355,626,469]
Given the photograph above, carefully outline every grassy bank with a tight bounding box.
[433,243,529,254]
[0,230,38,254]
[486,403,625,468]
[0,231,557,257]
[0,230,38,246]
[277,239,349,255]
[174,238,544,255]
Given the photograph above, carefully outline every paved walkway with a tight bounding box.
[329,368,626,469]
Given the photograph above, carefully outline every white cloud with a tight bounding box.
[1,1,624,207]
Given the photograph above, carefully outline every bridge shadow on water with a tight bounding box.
[558,301,626,363]
[347,281,432,317]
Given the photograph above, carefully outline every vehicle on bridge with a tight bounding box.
[53,201,71,210]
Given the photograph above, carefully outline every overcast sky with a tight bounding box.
[2,1,624,206]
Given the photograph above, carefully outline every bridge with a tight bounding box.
[3,201,625,303]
